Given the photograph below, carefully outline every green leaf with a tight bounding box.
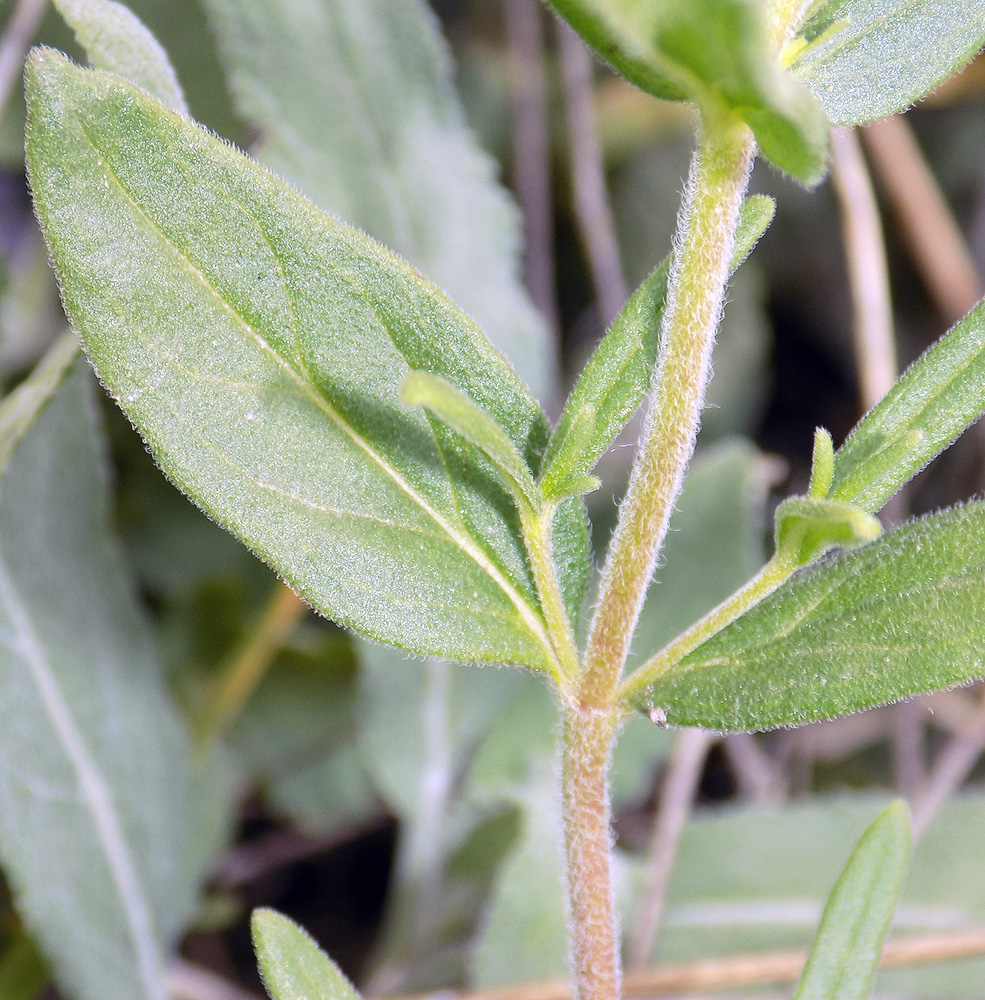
[200,0,553,402]
[793,801,911,1000]
[790,0,985,126]
[401,371,540,512]
[252,908,361,1000]
[52,0,188,114]
[0,359,202,1000]
[547,0,829,182]
[829,298,985,513]
[633,501,985,730]
[26,50,566,673]
[774,495,882,566]
[541,196,775,498]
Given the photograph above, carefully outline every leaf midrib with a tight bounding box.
[0,556,166,1000]
[70,109,554,668]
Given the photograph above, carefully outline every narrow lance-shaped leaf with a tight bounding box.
[828,297,985,513]
[793,802,911,1000]
[52,0,188,114]
[633,501,985,730]
[26,51,565,674]
[252,909,361,1000]
[0,353,200,1000]
[200,0,553,403]
[541,194,775,500]
[790,0,985,126]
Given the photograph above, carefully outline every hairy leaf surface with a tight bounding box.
[201,0,553,403]
[793,802,910,1000]
[791,0,985,125]
[829,298,985,512]
[633,502,985,729]
[0,357,198,1000]
[26,51,563,672]
[252,909,360,1000]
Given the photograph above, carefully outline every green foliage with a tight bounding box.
[252,909,362,1000]
[793,801,911,1000]
[547,0,829,181]
[828,299,985,513]
[200,0,552,402]
[634,501,985,729]
[790,0,985,125]
[25,50,588,673]
[9,0,985,998]
[0,352,209,1000]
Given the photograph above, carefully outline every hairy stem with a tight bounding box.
[581,118,755,707]
[561,702,621,1000]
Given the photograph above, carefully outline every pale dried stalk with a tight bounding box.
[0,0,48,120]
[557,19,628,326]
[504,0,559,336]
[830,126,897,412]
[387,927,985,1000]
[862,116,981,323]
[627,728,716,970]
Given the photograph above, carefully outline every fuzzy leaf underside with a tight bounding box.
[793,802,911,1000]
[0,356,197,1000]
[548,0,829,182]
[829,297,985,513]
[791,0,985,126]
[26,51,562,673]
[252,909,361,1000]
[634,502,985,730]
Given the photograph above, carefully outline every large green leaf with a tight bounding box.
[547,0,829,182]
[793,801,911,1000]
[26,50,571,673]
[632,501,985,729]
[252,909,361,1000]
[828,298,985,514]
[790,0,985,126]
[0,356,200,1000]
[200,0,553,403]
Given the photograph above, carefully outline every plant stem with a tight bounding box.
[581,117,755,708]
[560,701,621,1000]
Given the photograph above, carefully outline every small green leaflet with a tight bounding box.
[252,909,361,1000]
[26,50,578,675]
[790,0,985,126]
[793,802,911,1000]
[828,297,985,513]
[541,194,775,499]
[633,501,985,730]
